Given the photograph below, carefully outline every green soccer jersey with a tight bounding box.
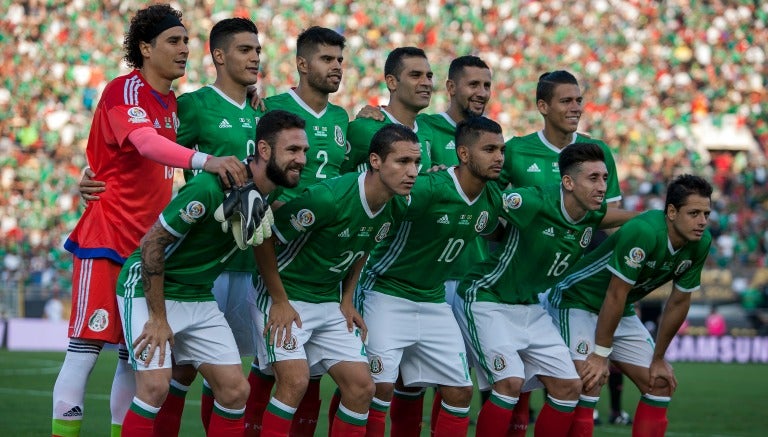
[259,90,349,202]
[176,85,258,272]
[116,173,242,302]
[548,210,712,316]
[458,184,608,305]
[359,168,501,303]
[255,172,394,304]
[419,112,459,166]
[501,132,622,204]
[343,110,433,174]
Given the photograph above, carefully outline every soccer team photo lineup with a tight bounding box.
[3,1,766,437]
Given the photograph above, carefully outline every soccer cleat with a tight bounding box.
[609,410,632,425]
[593,409,602,426]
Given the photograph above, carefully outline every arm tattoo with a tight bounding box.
[140,222,178,295]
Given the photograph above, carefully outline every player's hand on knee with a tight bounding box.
[265,300,302,348]
[648,357,677,395]
[581,353,609,392]
[133,318,174,367]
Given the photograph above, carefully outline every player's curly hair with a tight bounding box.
[123,4,183,69]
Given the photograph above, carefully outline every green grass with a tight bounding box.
[1,349,766,436]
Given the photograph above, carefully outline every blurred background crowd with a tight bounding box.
[1,0,767,322]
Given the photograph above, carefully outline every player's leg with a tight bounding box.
[110,343,136,437]
[288,375,322,437]
[608,365,631,424]
[52,337,104,437]
[245,284,277,436]
[389,376,425,437]
[198,363,250,437]
[327,361,375,437]
[153,361,196,436]
[261,359,309,437]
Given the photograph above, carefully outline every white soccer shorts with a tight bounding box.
[212,271,259,357]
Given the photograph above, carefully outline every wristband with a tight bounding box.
[191,152,211,170]
[593,344,613,357]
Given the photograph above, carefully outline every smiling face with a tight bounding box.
[539,83,583,136]
[142,26,189,82]
[300,43,344,94]
[265,128,309,188]
[666,194,711,247]
[448,66,492,119]
[563,160,608,214]
[216,31,261,87]
[388,56,433,112]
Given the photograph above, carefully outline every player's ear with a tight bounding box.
[561,174,574,191]
[537,99,549,116]
[212,47,225,65]
[257,139,271,162]
[139,40,153,59]
[445,79,456,96]
[385,74,398,93]
[369,153,381,172]
[666,203,677,220]
[456,144,469,163]
[296,56,309,75]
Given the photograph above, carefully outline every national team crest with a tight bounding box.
[579,227,593,248]
[375,222,391,242]
[127,106,149,123]
[624,247,645,269]
[475,211,489,232]
[503,192,522,211]
[282,335,298,351]
[369,355,384,374]
[180,201,205,224]
[139,345,151,363]
[674,259,693,276]
[492,354,506,371]
[576,340,590,355]
[88,309,109,332]
[334,125,345,147]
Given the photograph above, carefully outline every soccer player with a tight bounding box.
[359,116,505,437]
[547,174,713,437]
[453,142,636,437]
[500,69,624,436]
[252,124,421,437]
[343,46,434,174]
[244,25,350,436]
[53,5,245,437]
[116,109,309,436]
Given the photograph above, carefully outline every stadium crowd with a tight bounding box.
[1,0,767,313]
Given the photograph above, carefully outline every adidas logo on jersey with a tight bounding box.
[437,214,450,224]
[446,140,456,150]
[219,119,233,128]
[63,406,83,417]
[527,163,541,172]
[542,227,555,237]
[337,228,350,238]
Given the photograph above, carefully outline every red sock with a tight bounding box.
[289,378,321,437]
[327,388,342,436]
[152,382,187,437]
[331,403,368,437]
[476,394,516,437]
[201,381,214,432]
[533,400,576,437]
[390,389,424,437]
[244,366,276,437]
[430,390,442,435]
[260,408,293,437]
[366,401,389,437]
[569,406,595,437]
[632,397,669,437]
[122,398,159,437]
[433,402,470,437]
[207,401,245,437]
[507,391,530,437]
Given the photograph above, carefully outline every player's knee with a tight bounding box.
[171,364,198,386]
[279,372,310,398]
[493,378,523,398]
[136,379,171,407]
[343,377,376,405]
[440,385,473,408]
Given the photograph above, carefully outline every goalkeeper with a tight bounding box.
[114,109,309,434]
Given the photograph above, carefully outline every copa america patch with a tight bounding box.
[475,211,489,232]
[503,192,522,211]
[297,209,315,227]
[369,355,384,374]
[375,222,391,242]
[334,125,345,147]
[88,309,109,332]
[127,106,149,123]
[675,259,693,276]
[624,247,646,269]
[580,227,593,248]
[179,201,205,224]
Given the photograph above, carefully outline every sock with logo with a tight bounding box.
[476,390,517,437]
[390,387,425,437]
[366,397,390,437]
[434,400,470,437]
[153,378,189,436]
[327,388,342,435]
[109,345,135,437]
[52,339,102,437]
[201,379,214,431]
[245,364,275,437]
[122,397,161,437]
[632,394,670,437]
[533,395,577,437]
[331,403,368,437]
[506,390,530,437]
[207,400,245,437]
[288,377,321,436]
[260,397,296,437]
[569,395,598,437]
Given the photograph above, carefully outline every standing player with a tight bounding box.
[53,5,246,437]
[547,175,713,437]
[343,46,434,174]
[454,143,636,437]
[500,69,624,435]
[244,25,349,436]
[358,117,505,437]
[252,124,421,437]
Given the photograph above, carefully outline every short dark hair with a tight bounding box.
[558,143,606,177]
[665,174,713,213]
[123,4,183,69]
[537,70,579,103]
[455,116,502,150]
[253,110,306,160]
[448,55,489,82]
[296,26,345,59]
[210,18,258,53]
[369,124,419,164]
[384,47,427,79]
